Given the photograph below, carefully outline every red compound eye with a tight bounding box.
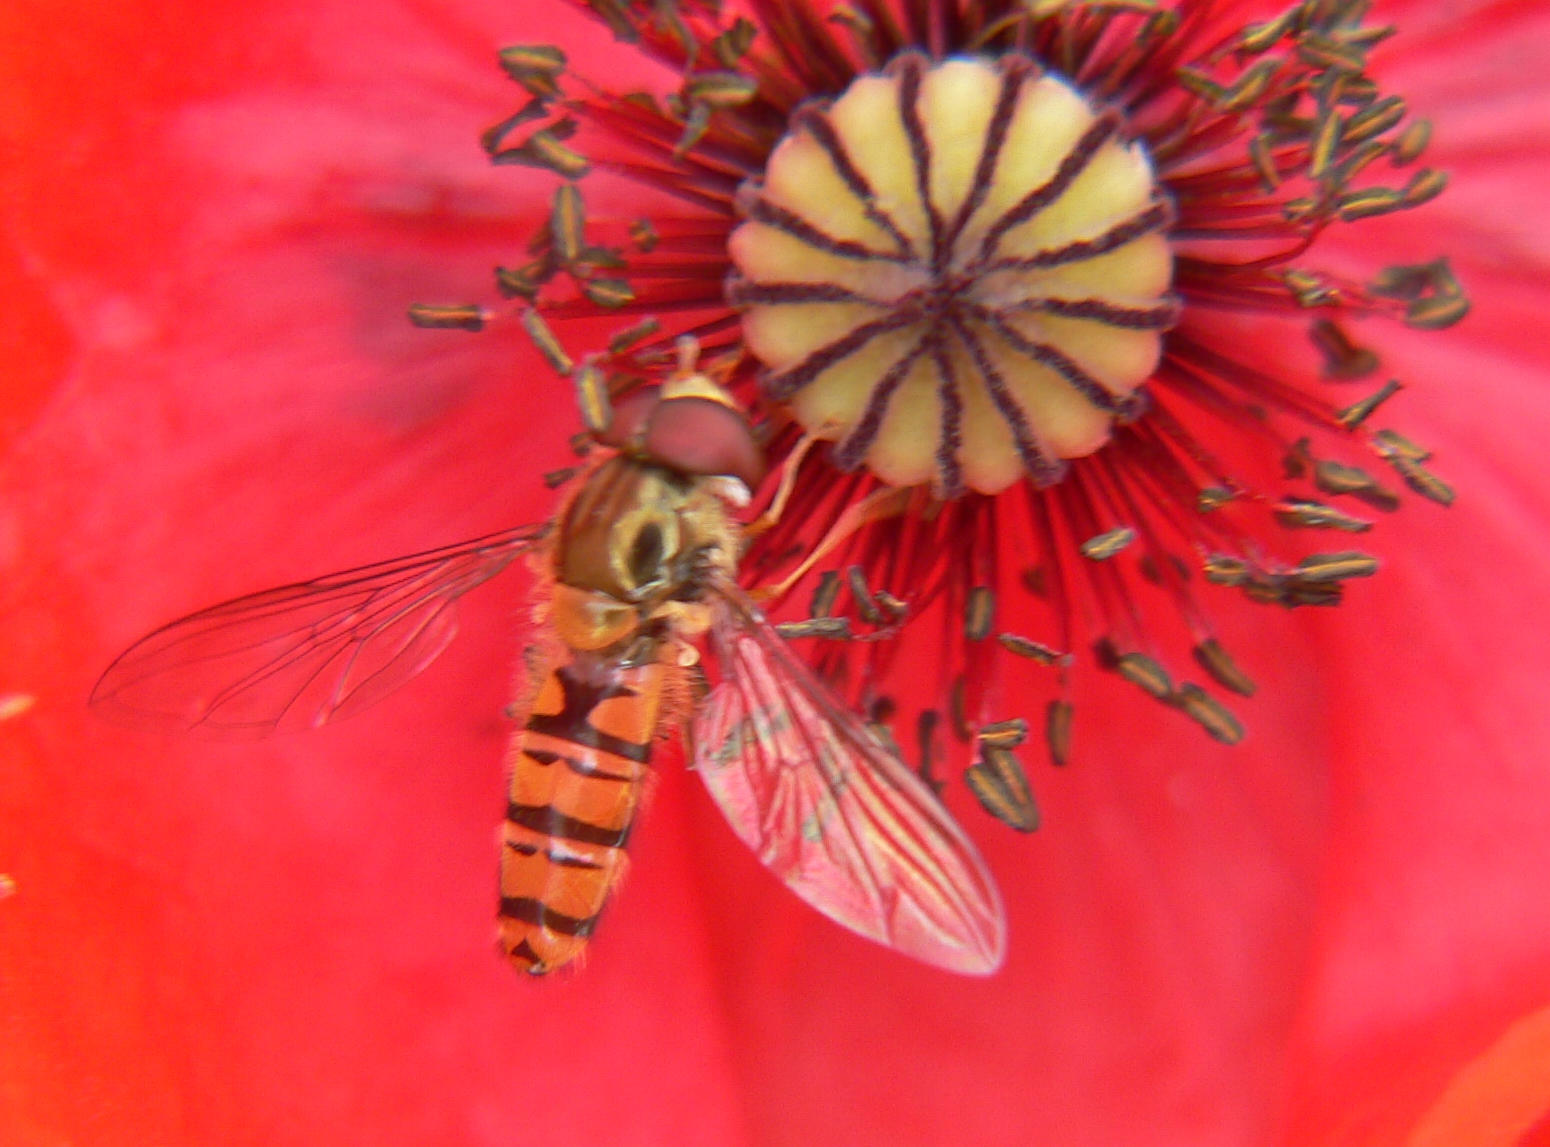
[643,395,765,492]
[599,389,766,494]
[597,389,657,453]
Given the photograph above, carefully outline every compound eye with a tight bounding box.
[644,396,765,492]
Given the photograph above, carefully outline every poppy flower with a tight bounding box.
[4,0,1550,1144]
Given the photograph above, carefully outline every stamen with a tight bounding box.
[1045,700,1073,767]
[965,745,1040,832]
[1079,526,1137,560]
[964,586,996,642]
[438,0,1472,787]
[1174,684,1245,746]
[775,617,854,640]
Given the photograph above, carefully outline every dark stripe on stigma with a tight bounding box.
[1012,294,1181,330]
[745,198,912,264]
[832,336,930,470]
[892,54,944,269]
[941,56,1029,255]
[974,112,1121,263]
[762,309,921,401]
[726,280,888,307]
[985,198,1173,273]
[928,336,966,500]
[951,316,1068,487]
[972,307,1126,413]
[793,106,916,260]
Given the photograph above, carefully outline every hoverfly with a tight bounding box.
[92,354,1006,976]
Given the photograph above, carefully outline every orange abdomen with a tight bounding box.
[498,650,665,974]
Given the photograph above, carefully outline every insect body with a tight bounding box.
[498,436,740,974]
[501,647,666,973]
[93,370,1006,975]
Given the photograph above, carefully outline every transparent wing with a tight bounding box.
[91,524,549,736]
[692,577,1006,975]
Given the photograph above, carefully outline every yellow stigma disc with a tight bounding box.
[729,53,1176,497]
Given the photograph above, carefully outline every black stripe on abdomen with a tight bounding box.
[506,800,634,849]
[498,896,599,938]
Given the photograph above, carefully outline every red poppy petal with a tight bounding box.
[6,1,1550,1144]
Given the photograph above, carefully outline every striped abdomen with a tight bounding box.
[498,649,665,974]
